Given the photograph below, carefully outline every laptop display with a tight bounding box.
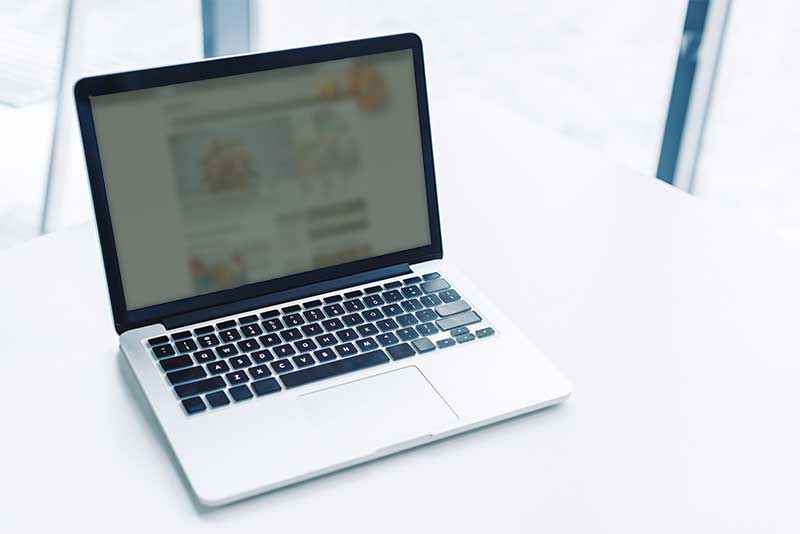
[89,49,431,310]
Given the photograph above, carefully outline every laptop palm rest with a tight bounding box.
[300,366,458,452]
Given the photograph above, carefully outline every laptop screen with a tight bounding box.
[89,50,431,311]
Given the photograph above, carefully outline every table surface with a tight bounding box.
[3,95,800,532]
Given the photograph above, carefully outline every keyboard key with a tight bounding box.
[323,304,345,317]
[334,343,357,357]
[363,294,385,307]
[381,303,403,316]
[229,385,253,402]
[217,320,236,330]
[403,276,422,285]
[241,323,263,337]
[364,285,382,294]
[401,299,423,312]
[197,333,220,348]
[282,304,301,313]
[416,323,439,336]
[420,294,442,307]
[476,327,496,338]
[377,318,399,332]
[194,349,216,364]
[160,355,193,372]
[262,318,284,332]
[215,344,237,357]
[342,313,364,326]
[152,344,176,358]
[207,360,230,375]
[280,350,390,389]
[237,339,259,352]
[303,299,323,309]
[271,359,294,373]
[226,371,249,385]
[182,397,206,414]
[280,328,303,342]
[249,365,271,379]
[284,313,304,327]
[344,299,365,312]
[336,328,358,342]
[251,349,273,363]
[356,337,379,352]
[451,326,470,336]
[259,333,281,347]
[401,285,422,298]
[456,333,476,343]
[382,290,403,303]
[387,343,415,360]
[411,338,435,353]
[396,314,418,327]
[436,311,481,331]
[415,309,437,322]
[295,339,317,353]
[274,344,296,358]
[376,333,399,346]
[439,289,461,303]
[422,272,440,280]
[175,339,198,353]
[292,354,315,368]
[397,328,419,341]
[260,309,280,319]
[301,323,324,337]
[316,333,338,347]
[436,338,456,349]
[323,294,344,303]
[206,390,230,408]
[252,378,282,396]
[314,348,337,362]
[148,336,169,346]
[435,300,470,317]
[322,318,344,331]
[194,325,215,335]
[303,309,325,322]
[421,279,450,294]
[238,314,258,324]
[356,323,379,337]
[230,355,251,369]
[171,330,192,340]
[167,366,207,385]
[384,280,403,289]
[175,376,225,398]
[219,329,241,343]
[344,290,363,298]
[363,309,384,322]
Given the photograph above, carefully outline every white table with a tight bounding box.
[3,96,800,532]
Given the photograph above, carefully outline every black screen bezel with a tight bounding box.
[74,33,442,333]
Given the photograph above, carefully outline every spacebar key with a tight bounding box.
[280,350,390,389]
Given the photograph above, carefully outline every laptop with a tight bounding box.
[74,33,571,506]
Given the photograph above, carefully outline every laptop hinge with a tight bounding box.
[161,263,413,330]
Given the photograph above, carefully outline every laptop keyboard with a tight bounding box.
[145,272,497,415]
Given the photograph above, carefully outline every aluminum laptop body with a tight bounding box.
[74,33,571,506]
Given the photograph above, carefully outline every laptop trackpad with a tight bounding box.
[300,366,458,451]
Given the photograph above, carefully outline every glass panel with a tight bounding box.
[0,1,65,246]
[693,2,800,243]
[0,0,203,247]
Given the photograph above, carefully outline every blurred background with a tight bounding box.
[2,1,798,249]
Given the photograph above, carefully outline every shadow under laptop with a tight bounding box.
[118,348,570,515]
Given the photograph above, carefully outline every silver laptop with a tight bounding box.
[74,33,571,506]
